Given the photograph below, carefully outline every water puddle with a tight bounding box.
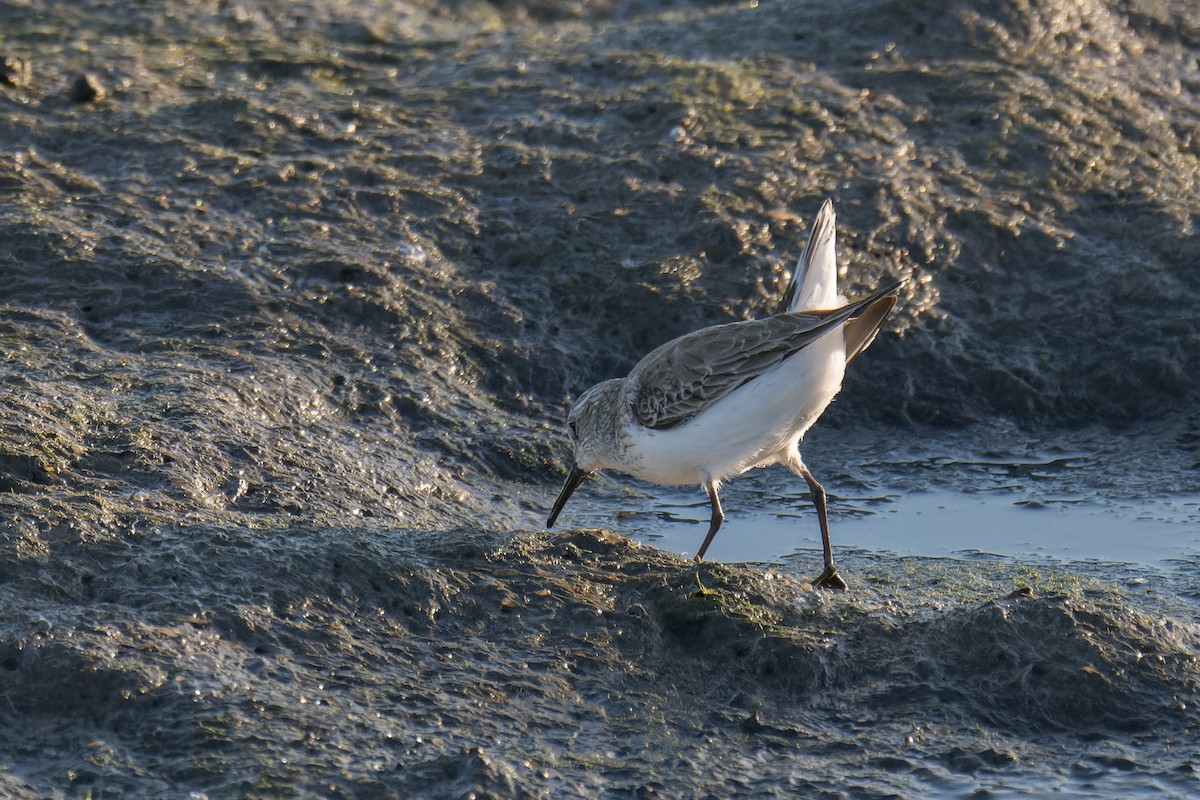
[571,481,1200,567]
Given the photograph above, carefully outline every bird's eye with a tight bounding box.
[568,420,578,437]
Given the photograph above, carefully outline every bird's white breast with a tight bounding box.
[619,328,846,487]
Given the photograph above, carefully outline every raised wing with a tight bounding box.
[630,284,899,430]
[782,198,839,312]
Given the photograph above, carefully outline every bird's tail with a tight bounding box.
[782,198,841,312]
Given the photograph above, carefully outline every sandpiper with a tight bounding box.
[547,200,900,589]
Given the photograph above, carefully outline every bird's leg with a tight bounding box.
[694,479,724,562]
[791,460,847,591]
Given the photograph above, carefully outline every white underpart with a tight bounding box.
[620,327,846,487]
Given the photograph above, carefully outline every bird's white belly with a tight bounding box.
[622,330,846,486]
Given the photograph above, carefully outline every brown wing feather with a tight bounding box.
[843,294,897,365]
[629,284,899,430]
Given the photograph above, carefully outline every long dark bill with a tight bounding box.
[546,465,589,529]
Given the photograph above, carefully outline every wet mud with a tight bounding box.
[1,525,1197,797]
[1,0,1199,796]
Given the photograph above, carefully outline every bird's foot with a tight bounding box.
[811,564,848,591]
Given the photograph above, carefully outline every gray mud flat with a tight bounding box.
[2,0,1199,796]
[1,525,1198,797]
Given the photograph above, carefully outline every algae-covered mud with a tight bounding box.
[1,0,1198,796]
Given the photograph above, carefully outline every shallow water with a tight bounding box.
[2,0,1200,797]
[591,447,1200,566]
[609,485,1200,564]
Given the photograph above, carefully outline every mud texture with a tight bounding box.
[1,0,1198,796]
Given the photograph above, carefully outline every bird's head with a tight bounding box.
[545,378,625,528]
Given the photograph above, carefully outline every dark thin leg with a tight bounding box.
[694,481,724,562]
[795,462,847,591]
[796,464,831,568]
